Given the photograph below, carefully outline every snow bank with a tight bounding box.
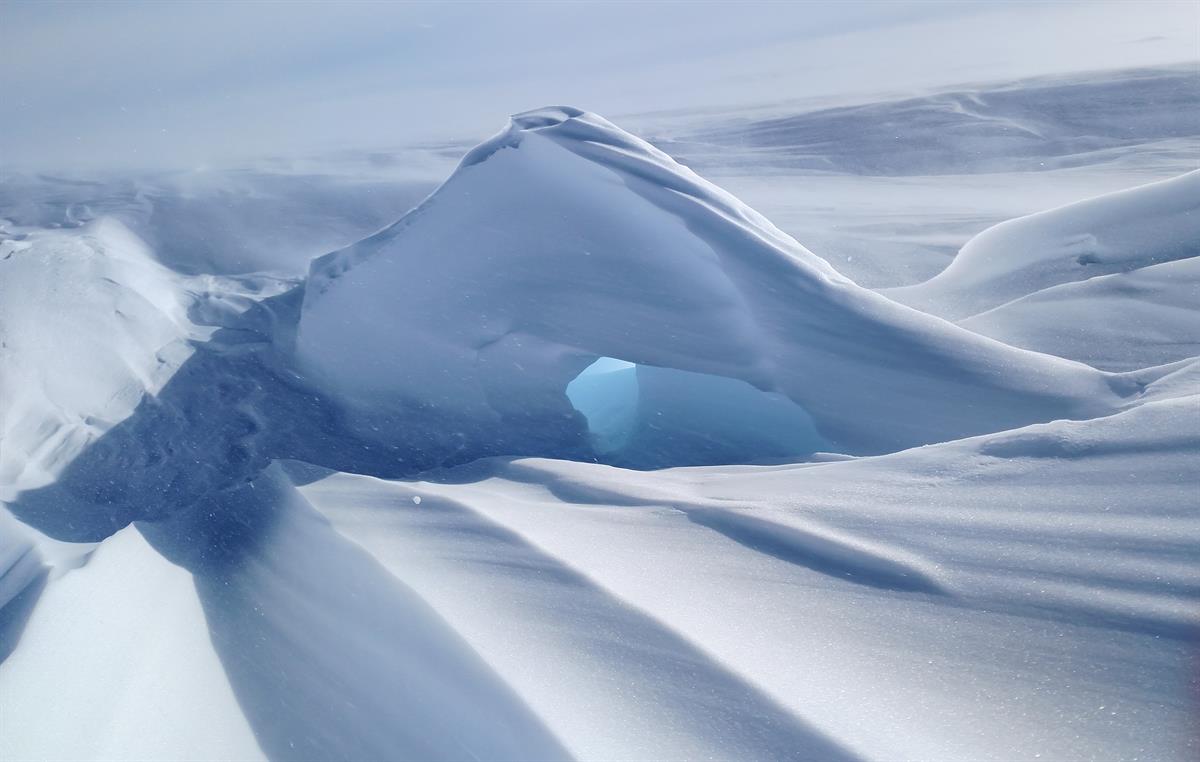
[297,107,1122,458]
[0,526,261,762]
[961,257,1200,371]
[890,170,1200,319]
[0,219,198,501]
[312,388,1197,761]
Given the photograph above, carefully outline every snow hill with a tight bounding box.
[890,170,1200,319]
[0,219,200,501]
[297,106,1139,463]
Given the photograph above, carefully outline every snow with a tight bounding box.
[2,64,1198,762]
[296,106,1128,460]
[0,219,198,500]
[299,387,1197,761]
[639,64,1199,289]
[889,170,1200,319]
[961,256,1200,371]
[0,168,439,277]
[0,525,260,762]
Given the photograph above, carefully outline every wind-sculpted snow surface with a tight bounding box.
[297,107,1127,458]
[2,99,1198,762]
[0,170,437,276]
[0,219,200,500]
[300,382,1199,762]
[961,257,1200,371]
[662,66,1200,177]
[891,170,1200,320]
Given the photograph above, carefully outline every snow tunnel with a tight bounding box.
[566,357,832,469]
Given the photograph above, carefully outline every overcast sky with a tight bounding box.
[2,0,1196,170]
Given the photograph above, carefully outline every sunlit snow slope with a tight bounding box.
[1,89,1197,762]
[297,107,1135,459]
[891,170,1200,320]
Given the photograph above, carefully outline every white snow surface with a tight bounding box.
[890,170,1200,319]
[0,219,197,500]
[0,218,289,504]
[297,107,1132,457]
[962,256,1200,371]
[301,389,1199,762]
[2,71,1199,762]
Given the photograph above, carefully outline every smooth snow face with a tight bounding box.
[0,219,197,500]
[300,387,1199,762]
[664,65,1200,177]
[0,511,46,665]
[961,257,1200,371]
[0,526,262,762]
[297,107,1124,458]
[889,170,1200,320]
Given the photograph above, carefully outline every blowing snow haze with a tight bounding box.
[2,2,1200,762]
[1,0,1197,170]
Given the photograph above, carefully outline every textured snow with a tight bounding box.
[303,388,1198,761]
[297,107,1126,458]
[890,170,1200,319]
[0,219,198,500]
[962,257,1200,371]
[1,65,1198,762]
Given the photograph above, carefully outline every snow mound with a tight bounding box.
[890,170,1200,319]
[0,219,199,500]
[297,107,1123,458]
[0,218,296,541]
[301,388,1199,762]
[961,257,1200,371]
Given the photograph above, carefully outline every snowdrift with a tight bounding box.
[325,383,1196,761]
[0,219,199,501]
[962,257,1200,371]
[297,107,1125,458]
[666,65,1200,176]
[3,108,1186,545]
[890,170,1200,320]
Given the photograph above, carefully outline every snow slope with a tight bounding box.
[1,89,1197,762]
[659,65,1200,177]
[302,381,1199,762]
[297,107,1131,460]
[961,256,1200,371]
[889,170,1200,320]
[643,65,1199,288]
[0,219,199,500]
[0,218,293,507]
[1,466,572,762]
[0,526,261,762]
[0,169,437,277]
